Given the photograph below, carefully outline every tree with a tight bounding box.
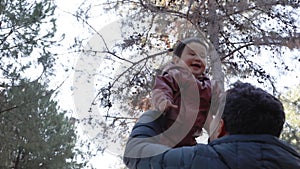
[0,0,92,168]
[71,0,300,115]
[0,80,86,168]
[0,0,60,86]
[70,0,300,154]
[280,84,300,153]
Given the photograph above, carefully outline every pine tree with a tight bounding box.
[0,80,85,168]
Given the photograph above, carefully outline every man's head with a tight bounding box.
[211,82,285,140]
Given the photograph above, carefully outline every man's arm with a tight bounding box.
[123,110,197,169]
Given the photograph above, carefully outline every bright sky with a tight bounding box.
[53,0,123,168]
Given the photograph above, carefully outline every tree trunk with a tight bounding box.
[207,0,224,91]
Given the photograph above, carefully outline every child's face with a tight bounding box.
[180,42,207,76]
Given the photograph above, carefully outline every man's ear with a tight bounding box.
[217,119,227,138]
[209,119,227,142]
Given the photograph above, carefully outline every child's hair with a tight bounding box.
[173,37,210,58]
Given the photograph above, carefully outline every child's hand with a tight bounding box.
[158,100,178,112]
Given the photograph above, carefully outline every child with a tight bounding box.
[151,37,212,147]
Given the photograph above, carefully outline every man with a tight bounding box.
[123,82,300,169]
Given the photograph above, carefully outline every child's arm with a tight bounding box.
[151,74,178,113]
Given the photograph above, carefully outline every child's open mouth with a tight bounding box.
[191,64,201,69]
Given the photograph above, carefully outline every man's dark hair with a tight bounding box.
[222,82,285,137]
